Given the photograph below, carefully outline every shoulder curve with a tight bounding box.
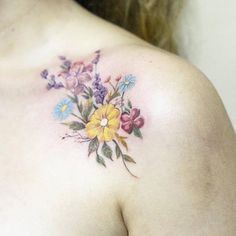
[103,44,234,131]
[102,43,215,97]
[100,44,235,163]
[112,45,236,236]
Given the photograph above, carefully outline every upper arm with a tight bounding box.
[118,52,236,235]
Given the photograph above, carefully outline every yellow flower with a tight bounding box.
[86,104,120,142]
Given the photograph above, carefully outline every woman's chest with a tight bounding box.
[0,156,127,236]
[0,120,127,236]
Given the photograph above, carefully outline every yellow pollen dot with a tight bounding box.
[61,104,68,112]
[124,80,130,85]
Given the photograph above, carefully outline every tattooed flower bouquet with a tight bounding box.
[41,51,144,177]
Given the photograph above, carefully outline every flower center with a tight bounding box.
[61,104,68,112]
[100,118,108,127]
[124,80,130,85]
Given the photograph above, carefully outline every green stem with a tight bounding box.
[94,63,98,77]
[115,80,119,89]
[109,81,116,91]
[106,88,120,104]
[113,140,138,178]
[71,113,87,124]
[121,92,125,112]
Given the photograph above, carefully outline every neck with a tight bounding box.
[0,0,40,29]
[0,0,142,96]
[0,0,140,65]
[0,0,79,59]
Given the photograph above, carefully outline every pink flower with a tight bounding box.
[104,76,111,83]
[115,75,122,82]
[120,108,144,134]
[58,61,93,95]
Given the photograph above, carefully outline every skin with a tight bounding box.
[0,0,235,235]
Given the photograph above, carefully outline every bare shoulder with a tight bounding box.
[108,45,236,235]
[103,44,235,147]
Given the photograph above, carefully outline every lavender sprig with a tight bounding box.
[40,69,48,79]
[92,73,107,104]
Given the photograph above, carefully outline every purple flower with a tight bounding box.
[92,50,101,64]
[46,75,63,90]
[63,60,71,68]
[92,73,107,104]
[59,55,66,60]
[40,69,48,79]
[58,61,93,95]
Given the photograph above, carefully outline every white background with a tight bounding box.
[177,0,236,129]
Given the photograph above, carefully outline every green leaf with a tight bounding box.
[62,121,85,130]
[82,100,94,121]
[128,100,132,109]
[88,137,99,156]
[60,65,68,70]
[96,154,106,167]
[115,143,122,159]
[116,135,128,151]
[107,89,120,103]
[102,142,113,160]
[82,95,90,99]
[77,102,83,114]
[83,91,89,96]
[124,107,130,113]
[67,95,78,103]
[133,127,143,139]
[88,87,94,97]
[123,154,136,164]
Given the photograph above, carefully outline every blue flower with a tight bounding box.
[118,74,136,93]
[53,98,74,120]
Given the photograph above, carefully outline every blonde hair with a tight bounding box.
[78,0,184,54]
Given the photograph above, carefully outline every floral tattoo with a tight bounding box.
[40,51,145,177]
